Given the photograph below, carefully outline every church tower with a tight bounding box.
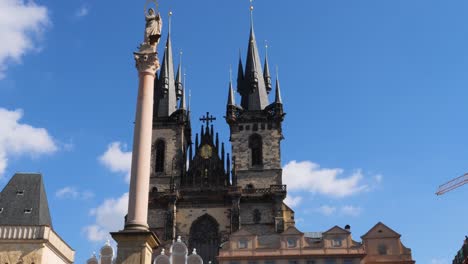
[150,18,191,193]
[226,6,287,233]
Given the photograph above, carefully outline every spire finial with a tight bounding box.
[168,11,173,35]
[265,40,269,57]
[249,0,254,28]
[229,64,233,83]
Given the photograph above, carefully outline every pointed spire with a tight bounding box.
[154,15,177,118]
[242,4,269,111]
[263,41,272,93]
[275,66,282,104]
[175,51,183,99]
[179,86,186,110]
[237,51,244,92]
[227,67,236,106]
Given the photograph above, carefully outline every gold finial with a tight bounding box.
[250,0,254,10]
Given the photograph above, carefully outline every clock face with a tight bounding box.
[200,144,213,159]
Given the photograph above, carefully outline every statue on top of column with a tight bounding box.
[139,0,162,53]
[144,8,162,47]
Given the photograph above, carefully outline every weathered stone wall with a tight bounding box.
[230,122,283,188]
[239,202,274,225]
[150,125,187,191]
[175,207,231,239]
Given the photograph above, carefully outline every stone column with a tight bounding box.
[126,52,159,231]
[111,49,160,264]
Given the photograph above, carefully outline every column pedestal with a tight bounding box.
[111,230,160,264]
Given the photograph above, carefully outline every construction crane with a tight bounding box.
[436,173,468,195]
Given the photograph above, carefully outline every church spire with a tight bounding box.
[263,41,272,93]
[154,12,177,118]
[227,68,236,106]
[275,77,282,104]
[175,51,183,99]
[240,3,269,111]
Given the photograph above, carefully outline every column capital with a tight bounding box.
[134,51,159,75]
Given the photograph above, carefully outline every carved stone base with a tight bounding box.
[111,230,160,264]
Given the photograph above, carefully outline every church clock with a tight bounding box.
[200,144,213,159]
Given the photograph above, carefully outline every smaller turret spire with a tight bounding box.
[275,66,282,104]
[179,86,186,110]
[263,40,272,93]
[175,51,183,99]
[228,66,236,106]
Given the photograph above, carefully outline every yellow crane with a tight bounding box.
[436,173,468,195]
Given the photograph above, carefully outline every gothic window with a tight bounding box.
[249,134,263,166]
[155,140,165,172]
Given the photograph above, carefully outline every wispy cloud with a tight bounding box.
[83,193,128,242]
[0,0,50,78]
[284,194,303,208]
[99,142,131,183]
[317,205,337,216]
[283,160,380,198]
[75,5,89,18]
[56,186,94,200]
[316,205,363,217]
[340,205,362,217]
[0,108,57,177]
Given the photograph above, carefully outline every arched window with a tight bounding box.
[249,134,263,166]
[155,140,165,172]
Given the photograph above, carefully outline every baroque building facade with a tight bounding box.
[0,173,75,264]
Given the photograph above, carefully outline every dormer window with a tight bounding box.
[0,208,3,213]
[238,239,248,249]
[378,244,388,255]
[331,238,342,247]
[24,208,32,214]
[16,190,24,196]
[287,238,297,248]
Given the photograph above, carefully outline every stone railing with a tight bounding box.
[242,185,287,195]
[0,225,75,263]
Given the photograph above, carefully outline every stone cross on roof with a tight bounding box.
[199,112,216,127]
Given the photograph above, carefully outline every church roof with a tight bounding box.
[0,173,52,227]
[361,221,401,239]
[237,21,270,110]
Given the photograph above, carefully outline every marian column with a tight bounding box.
[111,4,162,264]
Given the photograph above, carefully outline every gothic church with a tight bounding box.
[147,13,290,264]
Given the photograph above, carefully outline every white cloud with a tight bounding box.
[0,0,49,78]
[317,205,337,216]
[0,108,57,176]
[283,160,370,198]
[284,194,302,208]
[84,193,128,242]
[56,186,94,200]
[75,5,89,18]
[99,142,132,183]
[340,205,362,217]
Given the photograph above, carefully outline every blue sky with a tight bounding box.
[1,0,468,263]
